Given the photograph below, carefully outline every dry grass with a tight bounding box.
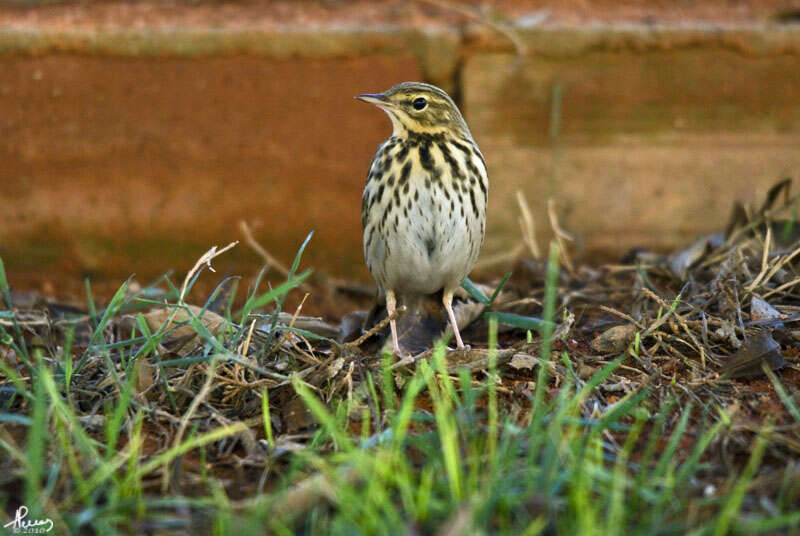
[1,183,799,534]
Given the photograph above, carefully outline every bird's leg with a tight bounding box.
[442,289,465,349]
[385,289,402,354]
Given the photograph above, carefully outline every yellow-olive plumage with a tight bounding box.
[357,82,488,353]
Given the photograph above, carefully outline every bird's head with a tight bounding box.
[356,82,471,139]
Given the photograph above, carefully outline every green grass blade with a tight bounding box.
[489,272,513,305]
[24,350,48,510]
[0,256,30,360]
[762,363,800,424]
[126,422,249,485]
[237,270,312,324]
[713,425,769,536]
[261,389,274,448]
[532,243,560,423]
[651,403,693,481]
[292,375,354,452]
[487,315,499,473]
[488,311,547,331]
[461,277,490,305]
[75,278,131,374]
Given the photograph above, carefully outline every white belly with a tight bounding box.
[394,192,467,292]
[362,134,488,297]
[370,177,483,296]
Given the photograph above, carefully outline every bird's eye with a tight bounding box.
[412,97,427,110]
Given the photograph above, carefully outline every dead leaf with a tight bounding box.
[442,348,517,373]
[134,356,156,395]
[666,234,725,278]
[759,177,792,214]
[553,311,575,340]
[143,305,226,351]
[265,313,340,339]
[715,320,742,349]
[339,311,367,343]
[77,415,105,430]
[306,357,345,387]
[509,353,537,370]
[721,330,786,379]
[577,363,597,380]
[750,296,782,323]
[453,300,486,330]
[283,396,312,433]
[590,324,636,354]
[749,296,794,345]
[2,348,18,368]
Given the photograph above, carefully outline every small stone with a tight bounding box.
[509,353,537,370]
[590,324,636,354]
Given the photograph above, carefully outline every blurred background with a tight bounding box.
[1,0,799,297]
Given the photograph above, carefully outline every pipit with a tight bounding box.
[357,82,488,354]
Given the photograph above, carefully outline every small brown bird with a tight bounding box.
[357,82,488,354]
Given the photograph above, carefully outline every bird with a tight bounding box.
[356,82,488,354]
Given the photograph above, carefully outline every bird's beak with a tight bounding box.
[355,93,392,107]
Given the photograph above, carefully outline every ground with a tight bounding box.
[1,181,799,534]
[1,1,799,533]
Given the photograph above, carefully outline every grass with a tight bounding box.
[0,235,799,535]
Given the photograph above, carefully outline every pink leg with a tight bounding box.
[385,290,401,354]
[443,289,465,349]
